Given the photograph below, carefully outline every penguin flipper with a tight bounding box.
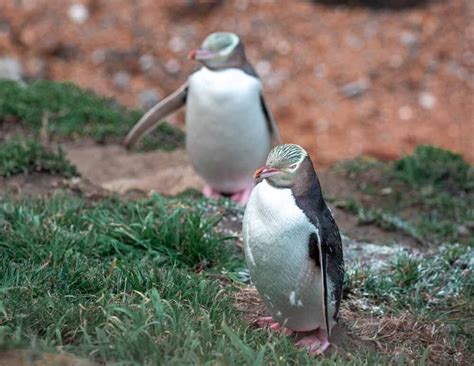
[260,94,281,145]
[308,231,331,338]
[124,82,188,148]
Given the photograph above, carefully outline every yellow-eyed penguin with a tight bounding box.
[124,32,280,204]
[242,144,344,355]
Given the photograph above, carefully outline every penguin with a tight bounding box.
[124,32,280,204]
[242,144,344,355]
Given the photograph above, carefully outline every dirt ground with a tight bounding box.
[1,0,473,167]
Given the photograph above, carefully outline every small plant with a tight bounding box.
[394,145,472,191]
[0,138,78,177]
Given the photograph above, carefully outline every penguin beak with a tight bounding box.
[188,48,216,60]
[254,166,280,179]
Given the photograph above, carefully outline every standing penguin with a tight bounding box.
[242,144,344,355]
[124,32,280,204]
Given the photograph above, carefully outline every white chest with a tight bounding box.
[243,181,329,331]
[184,68,271,192]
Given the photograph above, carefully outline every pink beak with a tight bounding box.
[254,166,280,179]
[188,48,215,60]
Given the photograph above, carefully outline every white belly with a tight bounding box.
[186,68,272,193]
[243,180,334,331]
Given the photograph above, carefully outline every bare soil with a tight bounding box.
[1,0,473,167]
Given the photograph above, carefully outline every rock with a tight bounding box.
[314,63,327,79]
[113,71,130,90]
[0,57,22,81]
[139,54,155,72]
[389,54,403,68]
[168,36,186,53]
[68,3,90,24]
[164,59,181,75]
[340,79,370,98]
[255,61,271,77]
[456,225,469,236]
[398,105,413,121]
[138,89,161,109]
[92,49,106,64]
[400,31,417,47]
[418,92,436,110]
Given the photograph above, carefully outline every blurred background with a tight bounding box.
[0,0,472,167]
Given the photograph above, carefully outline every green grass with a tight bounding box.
[0,192,471,363]
[0,138,78,177]
[394,145,473,191]
[0,193,401,364]
[0,80,184,150]
[335,146,474,245]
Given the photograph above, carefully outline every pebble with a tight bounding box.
[315,118,329,133]
[0,56,22,81]
[398,105,413,120]
[457,225,469,236]
[139,54,155,72]
[168,36,186,53]
[314,63,327,79]
[340,78,370,98]
[400,31,417,47]
[113,71,130,90]
[138,89,161,109]
[165,59,181,75]
[92,49,106,64]
[418,92,436,110]
[68,3,89,24]
[389,54,403,68]
[256,61,271,77]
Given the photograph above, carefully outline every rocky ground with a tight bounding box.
[0,0,473,167]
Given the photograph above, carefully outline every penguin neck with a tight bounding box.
[291,156,326,213]
[203,59,258,79]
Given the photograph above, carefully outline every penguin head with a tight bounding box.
[254,144,309,188]
[188,32,245,69]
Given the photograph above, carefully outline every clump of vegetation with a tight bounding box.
[336,145,474,245]
[344,244,473,364]
[394,145,473,191]
[0,138,78,177]
[0,80,184,150]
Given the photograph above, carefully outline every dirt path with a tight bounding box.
[65,142,204,196]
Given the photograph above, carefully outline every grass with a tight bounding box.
[344,244,473,363]
[335,146,474,245]
[0,79,184,150]
[0,193,471,364]
[0,138,78,177]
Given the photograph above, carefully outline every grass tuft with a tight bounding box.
[335,145,474,245]
[394,145,473,191]
[0,80,184,150]
[0,138,78,177]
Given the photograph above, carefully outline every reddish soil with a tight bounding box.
[0,0,472,167]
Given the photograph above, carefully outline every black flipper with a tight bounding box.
[294,156,345,338]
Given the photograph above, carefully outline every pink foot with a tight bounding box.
[295,328,330,355]
[202,185,220,199]
[255,316,293,336]
[230,186,253,205]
